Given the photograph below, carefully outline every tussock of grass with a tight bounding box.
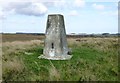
[2,37,118,81]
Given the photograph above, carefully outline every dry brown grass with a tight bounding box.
[49,60,60,81]
[2,34,44,79]
[67,37,118,52]
[2,34,118,81]
[3,56,24,73]
[2,40,44,55]
[2,40,44,59]
[2,39,44,81]
[2,34,44,42]
[0,34,2,81]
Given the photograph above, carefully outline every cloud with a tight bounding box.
[74,0,85,7]
[0,0,48,17]
[0,7,7,20]
[69,10,78,16]
[92,3,105,10]
[0,10,5,20]
[101,11,118,16]
[53,0,66,7]
[16,2,47,16]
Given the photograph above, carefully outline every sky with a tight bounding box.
[0,0,119,34]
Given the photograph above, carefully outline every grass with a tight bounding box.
[2,34,44,42]
[2,36,119,81]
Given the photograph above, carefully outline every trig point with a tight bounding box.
[38,14,72,60]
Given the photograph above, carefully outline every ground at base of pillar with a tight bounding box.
[38,55,72,60]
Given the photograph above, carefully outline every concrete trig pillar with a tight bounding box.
[38,14,72,60]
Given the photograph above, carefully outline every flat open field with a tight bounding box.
[2,34,119,81]
[2,34,45,42]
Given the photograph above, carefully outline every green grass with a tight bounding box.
[10,46,118,81]
[2,38,119,81]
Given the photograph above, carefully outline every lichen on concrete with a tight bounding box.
[38,14,72,60]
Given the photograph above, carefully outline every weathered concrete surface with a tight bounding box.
[38,14,72,60]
